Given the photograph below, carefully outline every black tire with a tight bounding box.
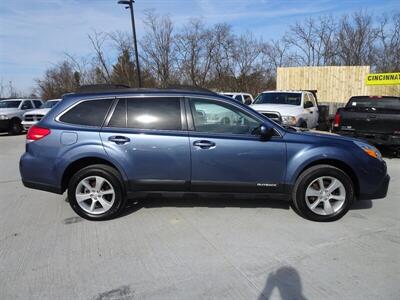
[67,164,127,221]
[299,120,308,129]
[292,165,354,222]
[8,118,23,135]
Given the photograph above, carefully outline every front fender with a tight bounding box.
[285,144,359,186]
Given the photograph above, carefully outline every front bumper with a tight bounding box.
[0,119,10,131]
[359,174,390,200]
[21,120,37,131]
[336,130,400,146]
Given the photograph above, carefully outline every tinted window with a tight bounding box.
[33,100,42,108]
[190,99,260,135]
[127,98,181,130]
[346,97,400,111]
[108,99,127,128]
[0,101,21,108]
[59,99,112,126]
[254,93,301,106]
[21,101,33,109]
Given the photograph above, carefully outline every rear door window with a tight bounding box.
[59,99,113,126]
[127,97,182,131]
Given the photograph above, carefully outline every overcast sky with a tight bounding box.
[1,0,399,94]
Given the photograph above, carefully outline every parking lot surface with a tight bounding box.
[0,134,399,300]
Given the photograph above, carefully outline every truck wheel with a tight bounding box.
[292,165,354,222]
[8,118,23,135]
[300,121,308,129]
[68,164,127,221]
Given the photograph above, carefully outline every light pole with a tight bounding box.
[118,0,142,88]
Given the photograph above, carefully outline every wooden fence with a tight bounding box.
[277,66,400,107]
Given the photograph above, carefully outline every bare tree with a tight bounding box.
[88,31,112,83]
[36,61,79,99]
[375,13,400,72]
[175,19,218,87]
[337,12,378,66]
[140,11,176,87]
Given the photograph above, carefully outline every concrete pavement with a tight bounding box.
[0,134,399,299]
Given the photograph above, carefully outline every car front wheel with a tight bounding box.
[68,164,126,221]
[292,165,355,222]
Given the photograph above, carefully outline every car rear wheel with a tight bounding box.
[8,118,23,135]
[292,165,354,222]
[68,164,126,220]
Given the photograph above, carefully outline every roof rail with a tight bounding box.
[77,84,131,93]
[166,84,217,95]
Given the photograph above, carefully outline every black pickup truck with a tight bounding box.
[332,96,400,149]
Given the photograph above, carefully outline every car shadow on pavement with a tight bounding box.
[258,266,307,300]
[119,195,290,218]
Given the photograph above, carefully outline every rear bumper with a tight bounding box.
[359,174,390,200]
[22,179,63,194]
[335,130,400,146]
[20,152,63,194]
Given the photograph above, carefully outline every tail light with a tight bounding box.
[333,112,341,128]
[26,125,51,141]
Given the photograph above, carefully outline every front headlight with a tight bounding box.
[0,115,9,120]
[354,141,382,160]
[282,115,297,126]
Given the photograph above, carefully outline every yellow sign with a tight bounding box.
[365,72,400,85]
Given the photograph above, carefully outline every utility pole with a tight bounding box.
[118,0,142,88]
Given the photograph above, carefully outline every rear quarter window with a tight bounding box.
[59,99,113,126]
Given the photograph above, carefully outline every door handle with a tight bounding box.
[309,111,313,114]
[193,140,216,149]
[108,136,130,145]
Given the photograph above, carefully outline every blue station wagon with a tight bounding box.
[19,87,390,221]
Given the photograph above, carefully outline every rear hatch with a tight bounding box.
[339,96,400,134]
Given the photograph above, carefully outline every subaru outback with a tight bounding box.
[19,87,390,222]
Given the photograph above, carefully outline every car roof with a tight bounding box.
[65,88,223,99]
[221,92,251,95]
[261,90,304,94]
[0,98,41,101]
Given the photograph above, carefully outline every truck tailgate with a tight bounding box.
[339,110,400,134]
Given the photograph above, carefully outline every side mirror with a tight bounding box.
[244,98,252,105]
[257,124,275,140]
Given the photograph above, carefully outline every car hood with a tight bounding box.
[294,128,359,143]
[23,108,51,116]
[0,108,20,115]
[251,104,300,115]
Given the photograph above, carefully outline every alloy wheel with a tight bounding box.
[305,176,346,216]
[75,176,115,215]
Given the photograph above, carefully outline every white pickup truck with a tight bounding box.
[0,99,43,134]
[220,92,254,105]
[22,99,61,130]
[251,90,319,129]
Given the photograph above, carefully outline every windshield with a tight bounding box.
[0,101,21,108]
[254,93,301,105]
[346,97,400,111]
[41,101,59,109]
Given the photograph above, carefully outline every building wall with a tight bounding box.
[277,66,400,104]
